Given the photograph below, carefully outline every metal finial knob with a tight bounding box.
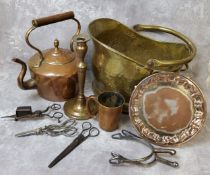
[54,39,59,49]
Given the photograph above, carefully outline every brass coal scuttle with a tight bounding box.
[88,18,196,110]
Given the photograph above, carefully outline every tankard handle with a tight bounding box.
[25,11,81,67]
[133,24,196,70]
[86,95,99,117]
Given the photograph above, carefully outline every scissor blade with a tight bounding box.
[15,129,40,137]
[48,134,87,168]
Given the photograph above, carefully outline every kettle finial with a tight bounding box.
[54,39,59,49]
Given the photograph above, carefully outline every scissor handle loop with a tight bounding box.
[50,103,61,110]
[88,127,100,137]
[82,122,92,130]
[48,112,63,123]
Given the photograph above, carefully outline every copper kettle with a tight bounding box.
[13,11,81,101]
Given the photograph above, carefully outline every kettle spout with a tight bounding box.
[12,58,37,90]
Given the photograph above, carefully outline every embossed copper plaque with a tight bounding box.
[129,72,206,147]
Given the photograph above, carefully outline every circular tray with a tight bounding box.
[129,72,206,147]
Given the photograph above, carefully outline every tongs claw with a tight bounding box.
[154,148,176,155]
[109,152,128,165]
[109,152,152,166]
[155,155,179,168]
[112,130,138,140]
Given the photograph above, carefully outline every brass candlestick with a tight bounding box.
[64,34,91,120]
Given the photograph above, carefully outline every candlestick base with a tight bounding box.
[64,97,91,120]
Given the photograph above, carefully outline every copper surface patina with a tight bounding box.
[87,92,125,131]
[143,87,192,134]
[13,11,81,101]
[129,72,206,147]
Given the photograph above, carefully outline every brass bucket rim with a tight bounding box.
[88,18,196,70]
[88,18,145,68]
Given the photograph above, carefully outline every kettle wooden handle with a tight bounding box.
[32,11,75,27]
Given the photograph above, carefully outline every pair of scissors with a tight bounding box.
[36,104,63,123]
[109,130,178,168]
[15,119,77,137]
[48,122,100,168]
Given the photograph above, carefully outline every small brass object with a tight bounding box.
[88,18,196,111]
[87,92,125,132]
[12,11,81,101]
[64,34,91,120]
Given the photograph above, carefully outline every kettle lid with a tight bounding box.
[42,39,75,65]
[28,38,77,76]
